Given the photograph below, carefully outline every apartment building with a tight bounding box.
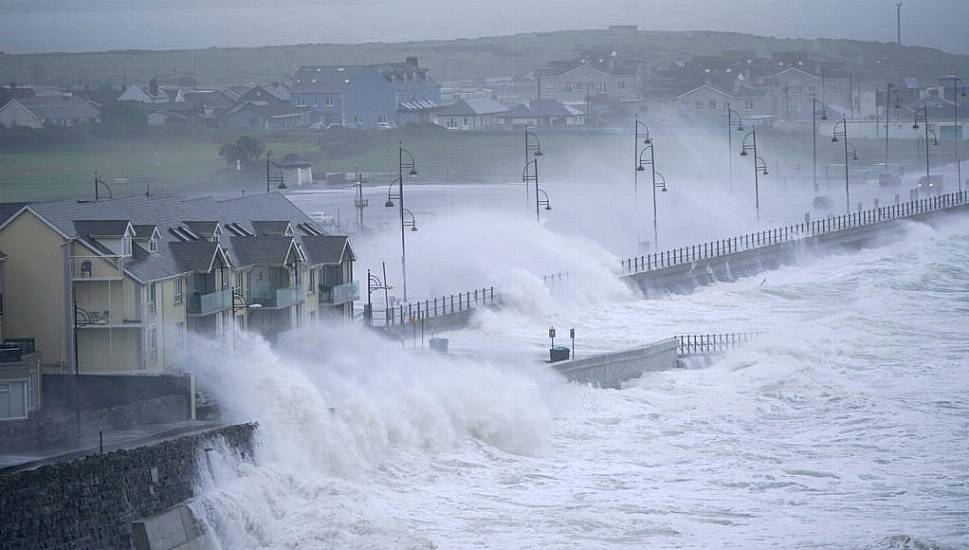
[0,249,43,420]
[0,193,357,375]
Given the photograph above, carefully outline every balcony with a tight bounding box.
[71,255,124,281]
[319,281,359,306]
[0,338,35,363]
[187,288,234,316]
[250,285,304,309]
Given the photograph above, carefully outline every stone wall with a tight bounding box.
[0,423,255,550]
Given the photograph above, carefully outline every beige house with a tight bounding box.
[765,67,853,120]
[534,52,640,103]
[0,96,100,129]
[0,193,357,376]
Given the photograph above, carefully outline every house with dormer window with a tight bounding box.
[0,192,357,374]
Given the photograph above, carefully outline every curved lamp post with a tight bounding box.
[881,84,901,174]
[366,268,393,328]
[385,143,418,302]
[740,128,768,224]
[537,188,552,211]
[94,171,113,202]
[637,140,667,249]
[811,96,828,192]
[266,151,285,192]
[831,116,856,214]
[524,127,544,221]
[726,104,745,193]
[913,106,940,190]
[941,75,966,191]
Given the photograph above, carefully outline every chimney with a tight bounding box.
[406,56,419,68]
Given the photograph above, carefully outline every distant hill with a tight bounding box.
[1,29,967,89]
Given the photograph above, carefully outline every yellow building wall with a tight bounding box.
[0,211,68,368]
[76,328,139,373]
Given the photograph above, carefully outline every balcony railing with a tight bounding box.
[71,255,124,280]
[319,281,359,305]
[0,338,36,363]
[187,288,233,316]
[250,285,304,309]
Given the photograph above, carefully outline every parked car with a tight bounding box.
[917,174,944,195]
[812,195,835,210]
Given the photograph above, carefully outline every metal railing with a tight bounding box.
[620,190,969,274]
[0,338,36,363]
[372,286,498,327]
[542,271,571,287]
[250,285,305,309]
[676,332,764,356]
[71,255,124,280]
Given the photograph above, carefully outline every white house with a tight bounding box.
[0,96,100,129]
[280,154,314,186]
[432,97,509,130]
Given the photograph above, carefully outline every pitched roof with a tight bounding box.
[251,221,292,236]
[170,240,226,273]
[499,99,577,118]
[437,97,508,116]
[280,154,311,168]
[74,220,132,238]
[0,249,7,261]
[17,192,336,283]
[228,236,301,267]
[182,221,221,236]
[300,235,353,266]
[10,96,100,120]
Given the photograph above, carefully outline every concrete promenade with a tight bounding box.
[620,190,969,293]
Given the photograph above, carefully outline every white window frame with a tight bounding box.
[173,277,183,305]
[0,380,28,420]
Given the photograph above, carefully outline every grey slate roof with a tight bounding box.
[301,235,353,266]
[132,224,158,239]
[170,241,224,273]
[74,220,131,238]
[229,236,299,267]
[251,221,292,236]
[437,98,508,117]
[183,221,220,236]
[10,96,100,121]
[0,203,28,227]
[17,192,339,283]
[0,249,7,261]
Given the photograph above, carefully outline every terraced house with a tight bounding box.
[0,193,357,375]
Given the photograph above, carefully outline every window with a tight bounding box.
[308,268,316,293]
[565,81,572,92]
[709,100,717,110]
[447,118,456,129]
[695,101,703,110]
[173,277,183,305]
[795,86,803,94]
[599,82,606,93]
[175,322,185,349]
[463,117,469,126]
[149,237,158,253]
[148,328,158,361]
[235,272,243,290]
[325,97,334,107]
[745,100,755,110]
[123,235,131,256]
[618,81,626,89]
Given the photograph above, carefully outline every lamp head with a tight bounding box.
[278,183,287,189]
[409,168,418,176]
[534,149,543,157]
[913,123,919,129]
[852,154,859,160]
[831,136,839,143]
[385,199,394,208]
[636,164,646,172]
[740,149,748,157]
[661,186,668,192]
[820,114,828,121]
[736,124,745,131]
[545,204,552,211]
[411,226,418,232]
[762,169,769,176]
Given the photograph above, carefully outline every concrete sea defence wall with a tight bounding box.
[552,338,679,388]
[0,423,256,550]
[623,192,969,294]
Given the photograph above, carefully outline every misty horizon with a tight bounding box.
[2,0,968,56]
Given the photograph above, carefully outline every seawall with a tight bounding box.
[552,338,679,388]
[0,423,256,550]
[623,194,969,294]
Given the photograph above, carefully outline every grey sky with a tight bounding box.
[1,0,967,54]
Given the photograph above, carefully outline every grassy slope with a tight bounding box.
[2,29,968,87]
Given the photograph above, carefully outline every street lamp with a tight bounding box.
[941,75,965,191]
[634,116,654,247]
[881,84,901,174]
[93,171,113,201]
[524,127,544,221]
[537,188,552,211]
[522,159,548,222]
[811,96,827,192]
[913,105,940,188]
[230,289,261,350]
[366,267,393,328]
[266,151,285,192]
[831,116,856,214]
[726,104,744,193]
[351,167,368,231]
[637,140,667,249]
[740,128,768,224]
[385,143,418,302]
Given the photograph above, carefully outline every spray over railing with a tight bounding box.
[676,332,765,356]
[621,190,969,274]
[372,286,499,327]
[542,271,571,287]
